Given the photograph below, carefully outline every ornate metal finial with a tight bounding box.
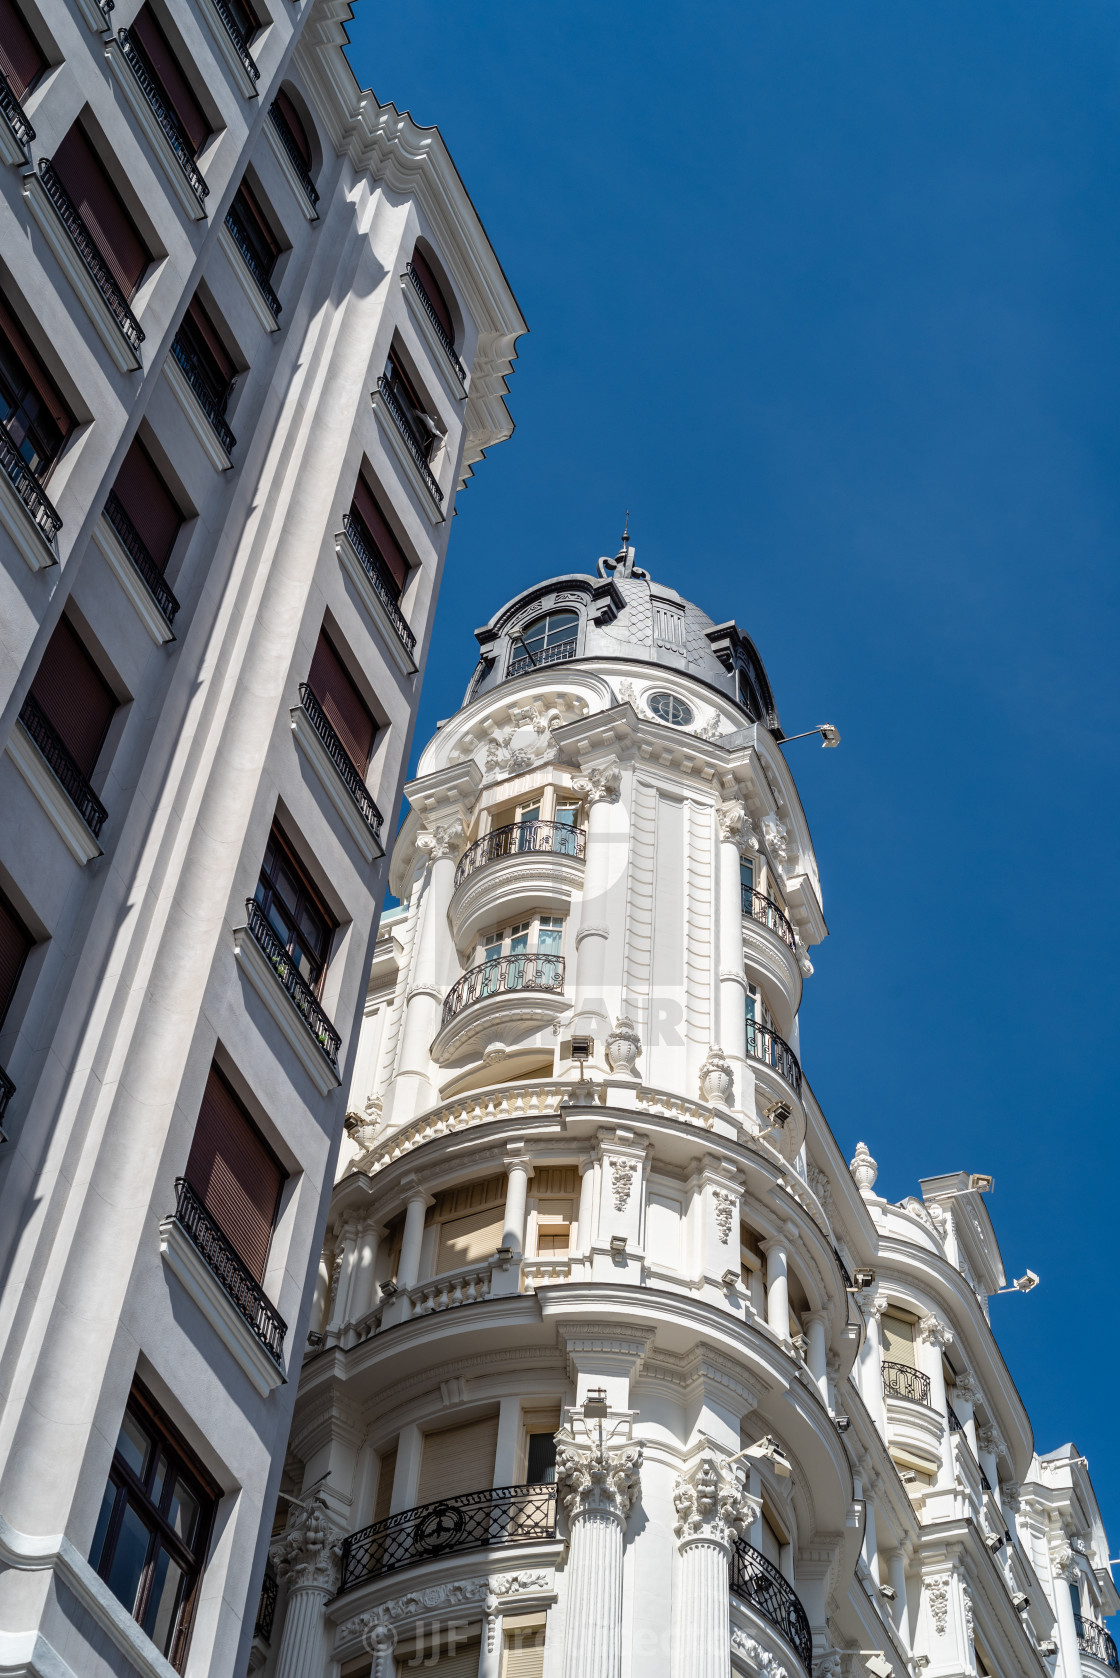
[597,510,648,581]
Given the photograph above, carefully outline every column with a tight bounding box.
[575,1157,596,1263]
[555,1418,643,1678]
[391,819,465,1123]
[671,1454,760,1678]
[862,1297,888,1440]
[716,800,753,1116]
[502,1151,531,1253]
[310,1251,331,1336]
[272,1497,340,1678]
[916,1314,954,1487]
[570,761,622,1066]
[762,1238,789,1340]
[861,1468,881,1586]
[805,1311,829,1405]
[1051,1547,1085,1678]
[396,1184,430,1297]
[347,1218,384,1324]
[326,1216,359,1333]
[887,1551,910,1653]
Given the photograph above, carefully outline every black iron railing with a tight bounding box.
[173,1178,286,1366]
[170,333,236,456]
[745,1019,802,1096]
[0,1065,14,1127]
[224,205,280,316]
[730,1540,813,1671]
[117,31,208,204]
[442,953,565,1028]
[881,1361,932,1406]
[19,693,108,837]
[454,819,586,888]
[0,75,35,154]
[980,1466,992,1492]
[297,685,383,840]
[339,1484,557,1594]
[104,490,180,627]
[254,1567,278,1643]
[375,373,444,505]
[1077,1616,1119,1670]
[947,1401,964,1433]
[341,512,416,655]
[405,260,467,383]
[507,637,577,678]
[267,101,318,204]
[243,898,341,1067]
[206,0,259,81]
[1,429,62,545]
[39,160,145,357]
[743,886,796,953]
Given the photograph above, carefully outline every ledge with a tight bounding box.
[219,221,280,334]
[6,720,102,864]
[160,1215,284,1397]
[334,529,419,677]
[197,0,259,98]
[400,268,468,403]
[290,703,383,865]
[265,114,318,220]
[0,464,58,574]
[23,170,141,373]
[163,354,232,472]
[232,920,340,1095]
[0,111,28,170]
[92,512,175,646]
[370,389,446,527]
[105,38,208,222]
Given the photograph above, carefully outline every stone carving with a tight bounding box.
[695,712,726,741]
[271,1493,342,1594]
[338,1572,553,1645]
[573,761,622,805]
[849,1141,878,1193]
[897,1195,939,1234]
[417,819,465,862]
[556,1440,643,1524]
[760,812,788,864]
[609,1156,638,1210]
[1052,1545,1078,1583]
[604,1016,642,1076]
[813,1655,843,1678]
[673,1453,759,1550]
[977,1424,1008,1462]
[713,1188,736,1245]
[617,679,641,711]
[962,1585,975,1643]
[926,1574,950,1638]
[954,1374,981,1407]
[716,797,758,851]
[699,1046,734,1106]
[917,1313,952,1350]
[731,1629,788,1678]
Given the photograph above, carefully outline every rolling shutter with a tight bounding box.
[273,89,310,166]
[181,295,236,392]
[410,248,454,342]
[50,125,148,299]
[435,1206,505,1273]
[502,1628,546,1677]
[881,1312,917,1368]
[396,1642,480,1677]
[307,632,374,772]
[112,438,181,569]
[128,5,207,154]
[29,617,116,778]
[184,1066,285,1283]
[416,1416,498,1505]
[0,0,46,97]
[0,891,31,1023]
[351,475,409,593]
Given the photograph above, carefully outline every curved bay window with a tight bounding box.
[507,610,579,678]
[89,1383,217,1672]
[254,826,334,993]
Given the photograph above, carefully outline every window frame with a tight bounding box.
[506,610,580,679]
[254,824,336,995]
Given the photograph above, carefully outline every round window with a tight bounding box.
[648,692,694,727]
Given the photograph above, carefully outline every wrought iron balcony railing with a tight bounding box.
[454,819,586,888]
[742,886,796,953]
[507,637,577,678]
[39,159,146,357]
[881,1361,932,1406]
[441,953,565,1028]
[341,512,416,655]
[730,1540,813,1671]
[745,1019,802,1097]
[405,260,467,384]
[339,1483,558,1593]
[0,74,35,155]
[206,0,259,81]
[19,692,108,837]
[254,1567,278,1643]
[170,333,236,456]
[117,30,208,204]
[297,684,383,840]
[243,898,341,1067]
[947,1400,964,1433]
[224,205,280,316]
[104,490,180,626]
[1077,1616,1119,1670]
[173,1178,285,1366]
[267,101,318,204]
[375,373,444,506]
[1,429,62,545]
[0,1065,14,1127]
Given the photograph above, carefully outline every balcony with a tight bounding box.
[296,683,384,843]
[745,1019,802,1097]
[205,0,259,85]
[1,428,62,548]
[18,693,108,838]
[341,512,416,658]
[507,636,577,679]
[254,1567,278,1644]
[881,1362,932,1406]
[170,332,236,457]
[0,74,35,160]
[267,101,318,206]
[173,1177,285,1367]
[405,260,467,385]
[38,159,145,361]
[442,953,565,1029]
[243,897,341,1070]
[338,1484,558,1594]
[104,490,180,628]
[455,820,586,889]
[116,30,208,208]
[224,205,281,318]
[742,886,796,954]
[1078,1616,1120,1671]
[375,372,443,507]
[730,1540,812,1671]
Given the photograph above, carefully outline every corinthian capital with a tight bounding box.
[417,818,466,862]
[917,1312,952,1351]
[271,1494,342,1593]
[716,798,758,851]
[673,1453,760,1552]
[556,1439,643,1525]
[572,761,621,805]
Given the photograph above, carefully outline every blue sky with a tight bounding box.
[346,2,1120,1545]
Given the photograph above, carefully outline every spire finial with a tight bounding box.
[621,508,630,549]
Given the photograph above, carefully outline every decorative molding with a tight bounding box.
[159,1216,285,1397]
[22,170,142,373]
[556,1439,643,1525]
[849,1141,878,1193]
[572,761,621,805]
[290,703,384,865]
[272,1494,342,1593]
[92,513,175,646]
[916,1312,952,1351]
[699,1046,734,1107]
[673,1453,759,1551]
[713,1188,737,1245]
[417,819,466,862]
[604,1016,641,1076]
[231,920,341,1095]
[6,720,102,865]
[337,1570,553,1646]
[731,1628,789,1678]
[926,1574,950,1638]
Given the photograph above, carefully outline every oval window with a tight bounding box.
[648,691,694,727]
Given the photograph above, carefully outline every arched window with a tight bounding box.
[409,247,455,346]
[273,89,310,170]
[507,610,579,677]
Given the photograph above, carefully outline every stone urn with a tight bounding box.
[699,1046,734,1106]
[605,1016,642,1077]
[849,1140,878,1194]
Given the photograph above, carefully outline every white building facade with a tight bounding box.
[272,542,1117,1678]
[0,3,524,1675]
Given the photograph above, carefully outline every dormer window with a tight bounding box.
[507,610,579,678]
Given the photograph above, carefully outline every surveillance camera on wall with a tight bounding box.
[850,1268,875,1292]
[1037,1641,1058,1658]
[985,1533,1005,1552]
[1012,1593,1030,1613]
[866,1654,893,1678]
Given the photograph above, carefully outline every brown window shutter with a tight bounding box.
[416,1416,499,1505]
[128,5,208,156]
[233,179,280,267]
[274,89,311,166]
[410,248,454,342]
[112,438,181,570]
[185,1066,285,1284]
[307,632,374,772]
[184,295,236,388]
[29,618,116,778]
[0,294,73,444]
[51,125,148,299]
[0,0,46,97]
[0,890,31,1024]
[351,476,409,594]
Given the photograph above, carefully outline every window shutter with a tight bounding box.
[432,1647,482,1678]
[881,1313,917,1368]
[51,126,148,299]
[112,439,181,570]
[307,632,374,772]
[232,180,280,269]
[502,1631,546,1677]
[29,618,116,778]
[128,6,208,155]
[351,475,409,594]
[184,1066,285,1284]
[372,1446,396,1526]
[410,248,454,342]
[416,1416,498,1505]
[274,89,311,166]
[0,891,31,1023]
[183,296,236,389]
[436,1206,506,1273]
[0,0,45,97]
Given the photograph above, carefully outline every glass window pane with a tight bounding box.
[509,932,529,954]
[518,805,540,825]
[89,1480,118,1571]
[167,1475,200,1546]
[144,1545,186,1656]
[116,1411,152,1481]
[556,805,578,825]
[537,926,561,955]
[105,1502,153,1616]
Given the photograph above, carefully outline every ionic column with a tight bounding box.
[916,1314,954,1487]
[805,1311,829,1405]
[762,1238,789,1340]
[272,1497,341,1678]
[555,1421,643,1678]
[391,820,465,1123]
[570,761,622,1064]
[671,1454,760,1678]
[716,800,755,1114]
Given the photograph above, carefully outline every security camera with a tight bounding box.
[850,1268,876,1292]
[879,1584,897,1601]
[867,1654,893,1678]
[969,1173,994,1193]
[1012,1593,1030,1613]
[1037,1641,1058,1658]
[1014,1270,1040,1293]
[836,1416,852,1434]
[985,1533,1005,1553]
